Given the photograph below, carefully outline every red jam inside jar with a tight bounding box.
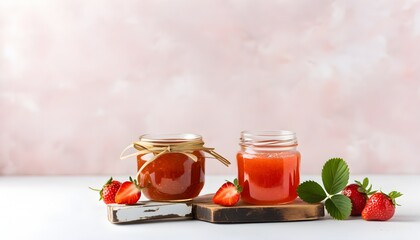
[237,131,300,205]
[136,134,206,201]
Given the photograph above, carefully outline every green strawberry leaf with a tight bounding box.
[388,191,403,206]
[297,180,327,203]
[234,178,243,193]
[388,191,403,198]
[322,158,350,195]
[325,195,352,220]
[355,177,376,195]
[362,177,368,188]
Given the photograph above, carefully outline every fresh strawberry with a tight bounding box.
[362,191,403,221]
[212,178,243,207]
[90,177,122,204]
[342,177,376,216]
[115,176,141,205]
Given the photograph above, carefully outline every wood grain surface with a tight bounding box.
[192,195,325,223]
[107,194,324,224]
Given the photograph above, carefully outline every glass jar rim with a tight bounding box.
[240,130,297,147]
[140,133,202,143]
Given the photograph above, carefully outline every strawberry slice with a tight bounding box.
[115,177,142,205]
[212,179,243,207]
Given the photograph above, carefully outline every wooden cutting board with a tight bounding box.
[107,194,324,224]
[192,195,324,223]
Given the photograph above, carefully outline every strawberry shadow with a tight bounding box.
[388,214,419,222]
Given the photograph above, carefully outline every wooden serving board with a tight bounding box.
[107,201,193,223]
[192,195,324,223]
[107,194,324,224]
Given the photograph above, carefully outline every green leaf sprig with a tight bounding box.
[297,158,352,220]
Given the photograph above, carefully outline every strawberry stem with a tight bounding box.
[89,177,114,201]
[228,178,242,193]
[88,187,100,192]
[355,177,376,195]
[387,191,403,206]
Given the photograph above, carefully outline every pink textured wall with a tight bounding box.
[1,0,420,175]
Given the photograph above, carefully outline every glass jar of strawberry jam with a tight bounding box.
[237,130,301,205]
[130,133,230,201]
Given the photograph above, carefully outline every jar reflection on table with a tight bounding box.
[237,130,300,205]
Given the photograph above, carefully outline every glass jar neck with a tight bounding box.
[239,130,298,151]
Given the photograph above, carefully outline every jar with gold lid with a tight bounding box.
[121,133,230,201]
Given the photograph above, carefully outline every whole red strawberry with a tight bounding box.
[342,177,376,216]
[362,191,402,221]
[212,178,243,207]
[115,177,142,205]
[90,177,122,204]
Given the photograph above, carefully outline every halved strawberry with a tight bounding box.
[212,178,242,207]
[115,176,141,205]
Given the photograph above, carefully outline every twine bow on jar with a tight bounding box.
[120,136,231,179]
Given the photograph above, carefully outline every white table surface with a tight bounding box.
[0,175,418,240]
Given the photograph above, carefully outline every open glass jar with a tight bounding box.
[237,130,301,205]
